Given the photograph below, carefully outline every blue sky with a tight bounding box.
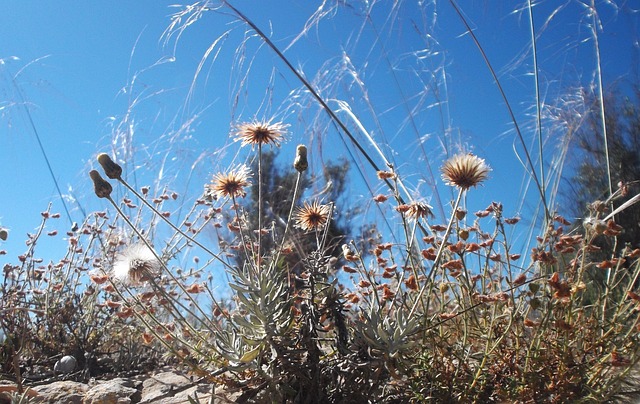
[1,1,638,267]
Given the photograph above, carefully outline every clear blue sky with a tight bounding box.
[1,1,638,266]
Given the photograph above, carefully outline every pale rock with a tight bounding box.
[82,378,139,404]
[54,355,77,374]
[31,381,88,404]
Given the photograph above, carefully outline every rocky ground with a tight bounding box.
[0,369,242,404]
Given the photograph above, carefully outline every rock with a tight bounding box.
[31,381,88,404]
[18,369,235,404]
[139,371,214,404]
[82,378,139,404]
[139,371,191,403]
[54,355,77,374]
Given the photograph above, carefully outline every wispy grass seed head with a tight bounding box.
[234,120,288,148]
[441,153,490,190]
[207,165,251,200]
[113,243,161,286]
[294,200,331,231]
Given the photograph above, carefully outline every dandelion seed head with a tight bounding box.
[113,243,160,286]
[441,153,490,190]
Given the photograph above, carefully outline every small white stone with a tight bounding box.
[54,355,77,374]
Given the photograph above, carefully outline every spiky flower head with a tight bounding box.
[441,153,490,190]
[234,120,288,148]
[113,243,161,286]
[294,200,331,231]
[207,165,252,200]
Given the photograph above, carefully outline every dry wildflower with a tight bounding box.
[377,170,396,180]
[89,274,109,285]
[342,244,359,261]
[597,258,625,269]
[404,201,433,220]
[442,259,463,270]
[405,275,418,291]
[163,333,174,342]
[475,210,491,218]
[234,120,287,148]
[294,201,331,231]
[421,248,437,260]
[382,285,395,301]
[627,291,640,302]
[441,153,490,189]
[396,204,411,214]
[373,194,388,203]
[116,306,134,319]
[611,349,631,367]
[106,299,122,309]
[113,243,161,286]
[382,270,394,279]
[458,229,469,240]
[439,312,457,320]
[207,165,251,200]
[293,144,308,172]
[142,333,154,344]
[447,241,465,254]
[186,283,205,294]
[512,273,527,286]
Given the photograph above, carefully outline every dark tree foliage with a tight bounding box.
[565,86,640,255]
[235,151,351,276]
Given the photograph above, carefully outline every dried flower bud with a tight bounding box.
[89,170,113,199]
[97,153,122,179]
[294,144,308,173]
[439,283,449,294]
[0,228,7,241]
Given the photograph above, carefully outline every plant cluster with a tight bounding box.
[2,2,640,403]
[14,123,623,402]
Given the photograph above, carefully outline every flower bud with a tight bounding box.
[0,228,7,241]
[97,153,123,179]
[90,170,113,199]
[294,144,308,173]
